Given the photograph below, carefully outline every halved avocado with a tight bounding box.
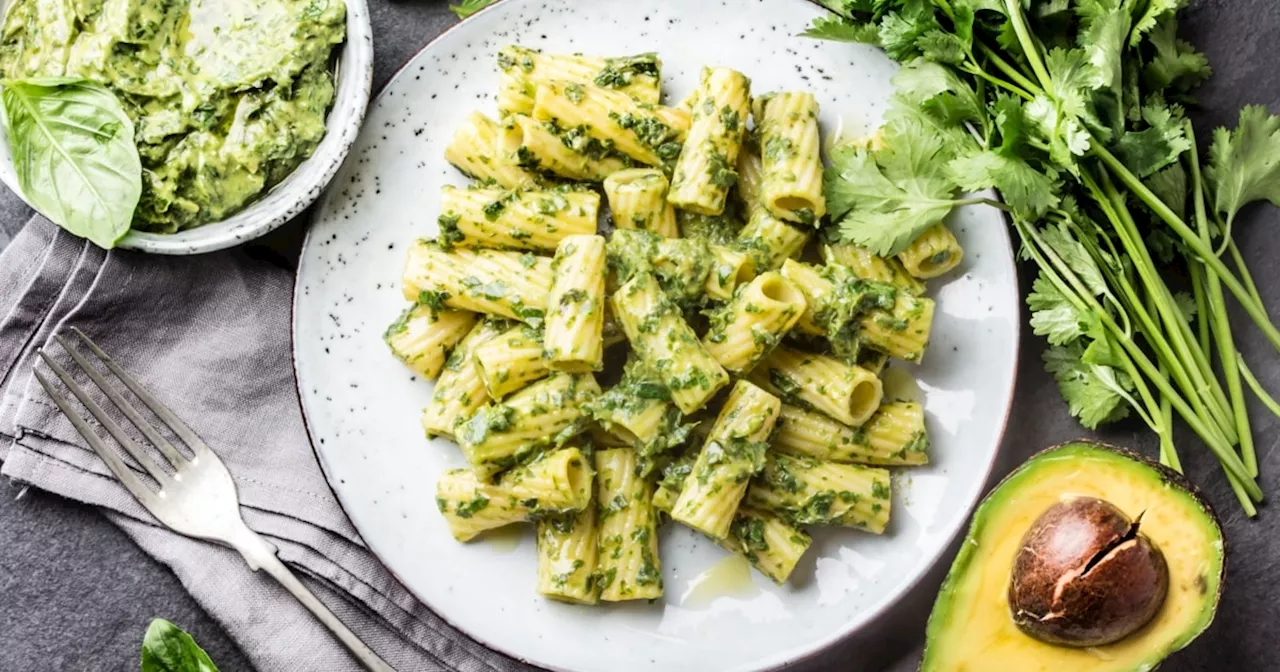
[922,441,1224,672]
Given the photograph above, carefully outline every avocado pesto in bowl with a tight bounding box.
[0,0,371,253]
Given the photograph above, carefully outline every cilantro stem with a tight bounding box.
[1016,218,1260,500]
[1239,354,1280,418]
[962,64,1033,100]
[977,44,1042,96]
[1002,0,1052,89]
[1143,292,1182,472]
[1227,240,1266,311]
[1089,170,1239,444]
[1188,124,1257,477]
[1093,143,1280,354]
[1190,264,1212,353]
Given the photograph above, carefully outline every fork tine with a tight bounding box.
[34,368,163,510]
[54,334,188,470]
[71,327,211,457]
[38,351,174,487]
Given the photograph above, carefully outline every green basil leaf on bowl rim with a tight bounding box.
[1,77,141,249]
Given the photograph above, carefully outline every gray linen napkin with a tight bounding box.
[0,216,534,672]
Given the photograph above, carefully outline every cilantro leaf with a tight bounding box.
[1076,0,1131,133]
[1044,340,1133,429]
[802,15,881,43]
[827,142,959,256]
[449,0,496,19]
[947,95,1060,217]
[878,2,943,61]
[1144,162,1188,221]
[1039,220,1108,296]
[1113,102,1191,178]
[1143,17,1211,94]
[1027,272,1085,345]
[1131,0,1186,46]
[1173,290,1197,323]
[889,59,985,128]
[1208,105,1280,226]
[1025,49,1104,173]
[949,149,1059,217]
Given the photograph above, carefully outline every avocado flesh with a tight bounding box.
[922,442,1223,672]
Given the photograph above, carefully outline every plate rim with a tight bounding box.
[289,1,1024,668]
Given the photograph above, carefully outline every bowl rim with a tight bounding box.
[0,0,374,256]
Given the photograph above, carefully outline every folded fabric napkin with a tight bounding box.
[0,217,534,672]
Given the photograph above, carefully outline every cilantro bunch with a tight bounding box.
[809,0,1280,513]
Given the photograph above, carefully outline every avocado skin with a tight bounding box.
[920,440,1225,672]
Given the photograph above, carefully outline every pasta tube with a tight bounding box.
[747,344,883,427]
[403,241,553,325]
[437,447,593,541]
[754,92,825,225]
[596,448,663,601]
[500,114,631,182]
[533,81,690,166]
[896,223,964,279]
[498,46,662,117]
[859,291,935,363]
[610,272,730,414]
[603,168,678,237]
[420,319,508,439]
[678,208,744,245]
[445,111,537,188]
[747,454,892,532]
[668,67,752,215]
[587,356,691,458]
[672,380,781,539]
[822,241,925,295]
[702,272,807,373]
[472,324,550,399]
[735,143,810,270]
[773,402,929,466]
[536,504,600,604]
[544,235,607,373]
[730,506,812,584]
[437,186,598,252]
[778,259,860,337]
[652,472,811,585]
[457,373,600,480]
[383,305,477,380]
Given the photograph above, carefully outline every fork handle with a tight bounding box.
[230,526,397,672]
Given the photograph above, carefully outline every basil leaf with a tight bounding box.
[1,77,141,249]
[140,618,220,672]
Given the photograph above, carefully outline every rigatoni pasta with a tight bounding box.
[497,46,662,117]
[747,454,892,532]
[437,185,598,252]
[500,114,631,182]
[702,271,807,373]
[471,324,550,399]
[536,504,600,604]
[383,306,477,380]
[668,67,752,215]
[395,46,955,606]
[446,111,538,188]
[403,241,553,325]
[544,235,606,372]
[603,168,678,237]
[533,81,690,166]
[420,318,507,440]
[896,223,964,279]
[671,380,780,539]
[773,402,929,466]
[611,272,730,414]
[754,92,825,225]
[458,373,600,480]
[748,344,884,427]
[595,448,663,601]
[437,447,593,541]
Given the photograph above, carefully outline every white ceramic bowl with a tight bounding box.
[0,0,373,255]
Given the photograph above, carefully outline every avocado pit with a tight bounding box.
[1008,496,1169,647]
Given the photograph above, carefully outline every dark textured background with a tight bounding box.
[2,1,1278,670]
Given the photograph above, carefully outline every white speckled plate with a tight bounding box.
[293,1,1020,670]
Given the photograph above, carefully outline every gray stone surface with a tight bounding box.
[1,1,1278,670]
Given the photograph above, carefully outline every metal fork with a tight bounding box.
[34,328,395,672]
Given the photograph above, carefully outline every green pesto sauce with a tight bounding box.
[0,0,346,232]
